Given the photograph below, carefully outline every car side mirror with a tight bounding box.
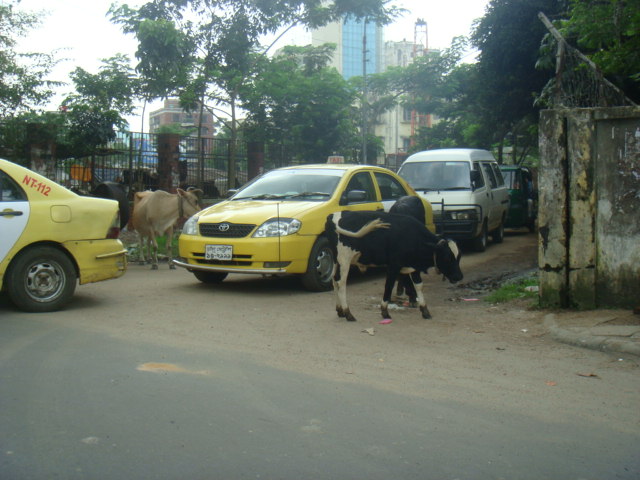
[340,189,367,205]
[226,188,238,198]
[470,170,482,190]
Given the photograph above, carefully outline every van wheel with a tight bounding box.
[492,220,504,244]
[6,247,77,312]
[471,223,488,252]
[301,236,334,292]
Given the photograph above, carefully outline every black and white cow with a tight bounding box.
[389,195,428,302]
[325,210,463,322]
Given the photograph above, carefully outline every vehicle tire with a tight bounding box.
[193,271,228,284]
[471,222,488,252]
[527,218,536,233]
[6,247,77,312]
[301,236,334,292]
[492,219,505,244]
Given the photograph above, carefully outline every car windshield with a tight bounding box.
[399,161,471,191]
[232,168,344,201]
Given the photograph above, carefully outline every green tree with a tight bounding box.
[470,0,567,161]
[60,54,138,157]
[109,0,401,187]
[242,45,359,162]
[560,0,640,103]
[0,0,60,116]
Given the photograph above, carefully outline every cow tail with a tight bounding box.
[335,218,390,238]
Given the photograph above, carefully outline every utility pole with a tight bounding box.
[361,19,368,164]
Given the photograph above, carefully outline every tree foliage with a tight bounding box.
[560,0,640,102]
[0,0,60,116]
[109,0,401,183]
[242,45,359,161]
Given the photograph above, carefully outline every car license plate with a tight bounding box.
[205,245,232,260]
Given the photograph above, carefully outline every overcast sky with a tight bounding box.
[16,0,490,127]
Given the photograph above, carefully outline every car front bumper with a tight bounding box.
[176,234,316,275]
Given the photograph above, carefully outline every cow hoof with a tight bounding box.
[151,264,158,270]
[169,264,176,270]
[338,307,357,321]
[420,306,432,319]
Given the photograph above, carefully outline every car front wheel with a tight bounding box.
[301,236,334,292]
[470,222,488,252]
[193,271,228,284]
[6,247,77,312]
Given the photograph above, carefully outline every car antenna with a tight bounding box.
[277,202,281,266]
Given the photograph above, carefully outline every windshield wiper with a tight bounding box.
[288,192,331,199]
[233,193,288,200]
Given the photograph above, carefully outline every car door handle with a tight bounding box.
[0,210,23,216]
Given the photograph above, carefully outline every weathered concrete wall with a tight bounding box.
[538,107,640,309]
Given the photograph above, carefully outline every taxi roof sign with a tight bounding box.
[327,155,344,164]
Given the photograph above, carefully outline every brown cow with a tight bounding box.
[131,188,203,269]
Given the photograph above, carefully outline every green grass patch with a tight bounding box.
[484,276,539,304]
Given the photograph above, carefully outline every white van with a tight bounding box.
[397,148,509,251]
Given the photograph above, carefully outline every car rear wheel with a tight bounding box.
[471,222,488,252]
[193,271,228,284]
[6,247,77,312]
[301,236,334,292]
[492,219,505,244]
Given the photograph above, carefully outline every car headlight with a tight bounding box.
[253,218,302,237]
[446,210,478,221]
[182,215,199,235]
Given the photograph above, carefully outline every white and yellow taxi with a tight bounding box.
[0,158,127,312]
[174,164,434,291]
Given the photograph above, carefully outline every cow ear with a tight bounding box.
[176,188,186,196]
[436,237,447,248]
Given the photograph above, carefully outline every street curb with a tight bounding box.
[544,314,640,357]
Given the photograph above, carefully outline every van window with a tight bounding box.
[490,163,505,187]
[374,172,408,200]
[472,162,486,188]
[399,161,471,191]
[480,162,498,189]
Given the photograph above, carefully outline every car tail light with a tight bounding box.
[107,212,121,239]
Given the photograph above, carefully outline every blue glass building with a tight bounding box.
[341,17,380,79]
[311,17,383,80]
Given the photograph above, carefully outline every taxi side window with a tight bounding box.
[345,172,375,203]
[374,172,408,200]
[0,171,27,202]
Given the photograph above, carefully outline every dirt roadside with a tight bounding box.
[79,229,636,434]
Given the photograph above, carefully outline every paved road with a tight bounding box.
[1,232,638,479]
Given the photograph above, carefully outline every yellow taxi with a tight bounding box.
[0,158,127,312]
[174,164,434,291]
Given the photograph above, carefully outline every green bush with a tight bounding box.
[484,276,539,304]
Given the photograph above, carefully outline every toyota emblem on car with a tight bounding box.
[218,223,230,232]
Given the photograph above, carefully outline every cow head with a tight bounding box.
[433,237,463,283]
[178,187,204,217]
